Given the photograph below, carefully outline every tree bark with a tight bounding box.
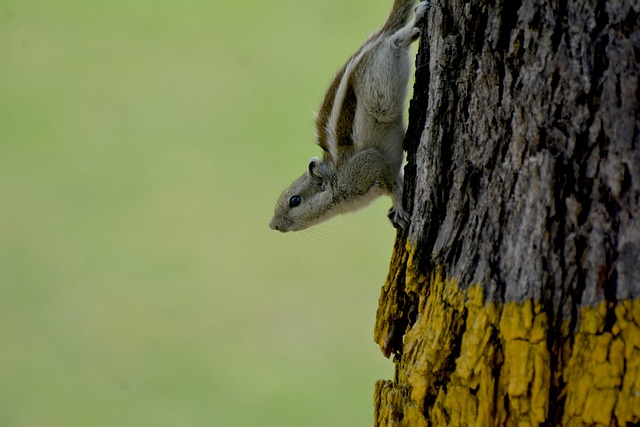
[373,1,640,426]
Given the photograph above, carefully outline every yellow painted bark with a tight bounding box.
[375,249,640,426]
[562,299,640,426]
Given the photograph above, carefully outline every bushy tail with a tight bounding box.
[380,0,417,33]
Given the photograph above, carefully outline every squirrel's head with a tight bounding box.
[269,157,337,232]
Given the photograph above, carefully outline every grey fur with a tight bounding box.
[269,1,430,232]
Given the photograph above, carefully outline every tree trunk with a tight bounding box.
[373,1,639,426]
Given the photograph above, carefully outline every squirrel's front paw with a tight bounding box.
[387,207,410,229]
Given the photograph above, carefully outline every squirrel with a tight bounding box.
[269,0,431,232]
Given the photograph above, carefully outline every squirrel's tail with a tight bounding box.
[380,0,417,33]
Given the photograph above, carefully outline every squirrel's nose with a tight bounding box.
[269,219,279,231]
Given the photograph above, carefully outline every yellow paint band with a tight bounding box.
[375,268,640,426]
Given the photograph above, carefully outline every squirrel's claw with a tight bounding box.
[388,207,410,229]
[414,1,431,21]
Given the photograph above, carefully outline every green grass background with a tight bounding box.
[0,1,403,426]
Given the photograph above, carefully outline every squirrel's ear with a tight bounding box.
[307,157,324,181]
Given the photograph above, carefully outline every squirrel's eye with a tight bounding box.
[289,195,302,208]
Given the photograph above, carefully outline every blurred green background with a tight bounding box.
[0,1,402,426]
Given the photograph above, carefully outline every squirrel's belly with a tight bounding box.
[337,187,386,215]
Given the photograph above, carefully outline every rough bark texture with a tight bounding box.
[374,1,640,425]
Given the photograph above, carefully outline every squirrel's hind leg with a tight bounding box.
[390,1,430,47]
